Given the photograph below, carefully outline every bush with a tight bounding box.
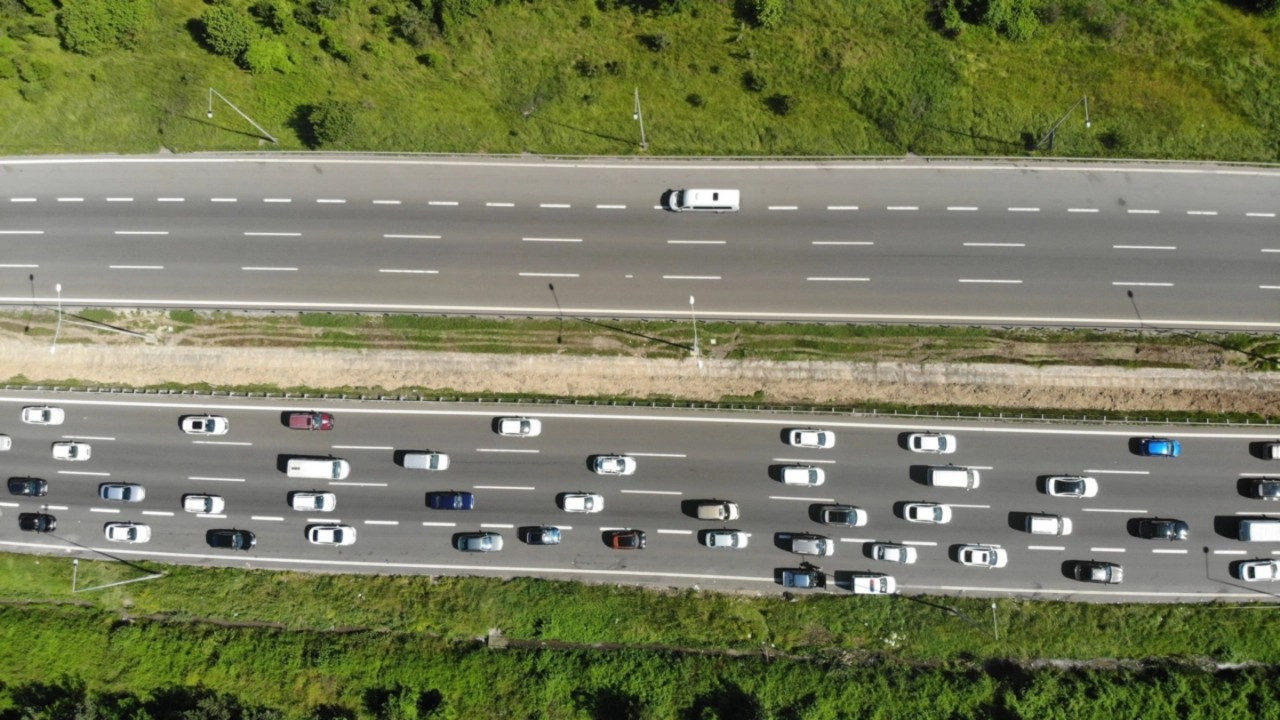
[641,32,669,52]
[243,38,293,74]
[321,33,353,62]
[249,0,287,34]
[57,0,151,55]
[604,59,625,76]
[201,5,255,61]
[686,93,705,108]
[21,0,56,15]
[573,58,599,77]
[766,93,797,116]
[437,0,493,33]
[742,70,766,92]
[307,100,359,147]
[311,0,348,20]
[748,0,784,28]
[396,6,434,47]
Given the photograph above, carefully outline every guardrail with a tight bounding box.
[5,384,1274,428]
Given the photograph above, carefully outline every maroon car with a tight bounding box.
[288,411,334,431]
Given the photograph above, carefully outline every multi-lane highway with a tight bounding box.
[0,156,1277,329]
[3,391,1279,602]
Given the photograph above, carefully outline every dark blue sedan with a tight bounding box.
[427,491,475,510]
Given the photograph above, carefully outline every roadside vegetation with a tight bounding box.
[1,555,1279,717]
[0,0,1278,159]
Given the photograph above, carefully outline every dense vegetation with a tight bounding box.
[0,0,1277,158]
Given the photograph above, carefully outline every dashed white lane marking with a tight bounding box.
[106,197,133,202]
[329,482,388,487]
[264,198,291,203]
[1186,210,1218,216]
[211,198,237,202]
[9,198,35,202]
[429,201,459,206]
[1067,208,1099,213]
[1234,510,1280,515]
[772,457,836,464]
[946,504,991,509]
[826,205,859,210]
[1152,549,1188,554]
[157,197,184,202]
[596,204,626,209]
[307,517,340,523]
[1083,508,1148,514]
[539,203,570,208]
[1262,249,1280,253]
[57,471,109,476]
[667,240,725,245]
[475,448,540,454]
[113,231,169,236]
[1008,207,1040,212]
[243,232,301,237]
[812,241,873,245]
[1111,282,1173,287]
[192,441,252,446]
[486,202,514,207]
[481,523,513,529]
[1113,245,1176,250]
[422,521,457,527]
[1247,212,1276,218]
[1127,209,1160,214]
[887,206,918,211]
[1027,545,1065,551]
[518,272,579,278]
[241,267,297,272]
[188,476,245,483]
[902,540,938,546]
[839,537,873,543]
[625,452,686,458]
[379,269,439,275]
[45,505,67,511]
[769,496,836,502]
[958,278,1022,284]
[90,508,120,513]
[373,199,401,205]
[807,277,869,282]
[251,516,285,522]
[768,205,798,211]
[331,445,394,450]
[0,502,18,508]
[1084,469,1149,475]
[63,435,113,440]
[383,234,441,239]
[662,275,720,280]
[620,489,682,496]
[964,242,1024,247]
[364,520,399,526]
[143,511,175,517]
[109,265,163,270]
[0,230,43,234]
[1090,547,1126,553]
[316,199,346,204]
[523,237,582,243]
[0,264,37,268]
[1262,286,1280,290]
[473,485,536,491]
[57,197,84,202]
[1214,549,1247,555]
[657,529,693,535]
[947,206,978,211]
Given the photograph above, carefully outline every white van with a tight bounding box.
[403,452,450,471]
[695,500,740,521]
[666,188,740,213]
[1026,514,1072,536]
[1239,518,1280,542]
[287,457,351,480]
[927,466,980,490]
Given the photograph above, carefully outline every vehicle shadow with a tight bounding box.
[896,432,915,451]
[1059,560,1079,580]
[772,532,794,552]
[1127,437,1146,455]
[1213,515,1243,540]
[1237,476,1262,499]
[1007,511,1031,532]
[907,465,930,486]
[1248,441,1278,460]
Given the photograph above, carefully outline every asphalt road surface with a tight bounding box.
[0,155,1277,330]
[2,391,1279,602]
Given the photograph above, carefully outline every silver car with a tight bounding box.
[291,491,337,512]
[872,543,918,564]
[593,455,637,476]
[100,483,146,502]
[560,492,604,513]
[104,522,151,544]
[455,531,504,552]
[307,524,356,546]
[791,534,835,557]
[52,442,91,461]
[22,406,64,425]
[702,529,748,549]
[904,502,951,524]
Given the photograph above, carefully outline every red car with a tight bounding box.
[608,529,647,550]
[288,411,334,431]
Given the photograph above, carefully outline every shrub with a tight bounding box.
[396,7,434,47]
[742,70,766,92]
[321,33,353,62]
[57,0,151,55]
[21,0,56,15]
[311,0,348,20]
[249,0,287,34]
[604,59,625,76]
[573,58,599,78]
[307,100,359,147]
[766,93,797,116]
[641,32,669,52]
[437,0,493,33]
[686,93,705,108]
[416,51,442,67]
[201,5,255,61]
[748,0,784,28]
[243,38,293,74]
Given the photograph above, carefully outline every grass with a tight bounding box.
[0,1,1277,159]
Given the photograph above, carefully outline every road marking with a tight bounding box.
[192,441,252,447]
[662,275,721,280]
[109,265,163,270]
[1027,545,1065,551]
[667,240,726,245]
[0,230,43,235]
[57,197,84,202]
[0,502,16,508]
[1008,207,1040,212]
[620,489,682,496]
[1239,472,1278,476]
[887,206,918,211]
[768,205,798,211]
[1083,508,1147,513]
[473,485,536,490]
[0,264,38,268]
[1247,212,1276,218]
[480,523,514,529]
[958,278,1022,284]
[142,511,175,517]
[106,197,133,202]
[947,504,991,509]
[1113,245,1176,250]
[486,202,514,207]
[769,496,835,502]
[364,520,399,526]
[383,234,441,239]
[157,197,184,202]
[316,199,346,204]
[1261,285,1280,290]
[1186,210,1218,216]
[902,540,938,546]
[812,241,873,245]
[1214,549,1247,555]
[1262,249,1280,253]
[90,508,121,513]
[657,529,693,534]
[10,198,37,202]
[475,448,540,453]
[429,201,460,206]
[518,272,579,278]
[422,522,457,527]
[1127,209,1160,214]
[523,237,582,243]
[624,452,686,458]
[57,471,109,477]
[1090,547,1126,553]
[839,537,873,543]
[539,203,570,208]
[1152,549,1188,554]
[372,200,401,205]
[211,198,237,202]
[1234,510,1280,515]
[113,231,169,236]
[251,516,284,522]
[379,269,439,275]
[45,505,67,510]
[243,232,302,237]
[63,435,114,441]
[596,204,626,209]
[188,476,245,483]
[329,482,388,487]
[964,242,1024,247]
[264,198,291,203]
[241,267,297,272]
[947,206,978,211]
[772,457,836,464]
[331,445,395,450]
[1067,208,1099,213]
[826,205,859,210]
[1084,469,1149,475]
[1111,282,1173,287]
[807,277,869,282]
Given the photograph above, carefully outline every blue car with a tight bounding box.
[428,491,475,510]
[1139,438,1182,458]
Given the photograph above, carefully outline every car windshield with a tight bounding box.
[1060,479,1082,493]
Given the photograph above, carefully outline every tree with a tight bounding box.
[307,100,359,147]
[201,5,255,62]
[748,0,784,28]
[57,0,151,55]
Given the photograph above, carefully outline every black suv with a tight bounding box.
[18,513,56,533]
[206,529,256,551]
[7,477,47,497]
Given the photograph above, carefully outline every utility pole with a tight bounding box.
[207,87,279,144]
[1035,95,1090,151]
[633,88,648,151]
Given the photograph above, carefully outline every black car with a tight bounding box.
[206,529,256,551]
[7,477,48,497]
[18,513,56,533]
[427,491,475,510]
[1138,518,1190,541]
[522,526,562,545]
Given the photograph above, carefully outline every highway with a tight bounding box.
[2,391,1279,602]
[0,156,1277,330]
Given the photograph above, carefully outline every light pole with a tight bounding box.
[207,87,279,144]
[689,295,699,357]
[50,282,62,354]
[991,600,999,640]
[632,87,648,151]
[1035,95,1091,150]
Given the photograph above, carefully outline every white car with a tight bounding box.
[560,492,604,513]
[791,534,835,557]
[904,502,952,524]
[593,455,637,476]
[307,524,356,546]
[182,494,226,514]
[21,406,65,425]
[849,572,896,595]
[0,434,10,451]
[291,491,337,512]
[788,428,835,449]
[702,529,749,549]
[181,415,229,435]
[52,442,91,461]
[1264,442,1280,460]
[781,465,825,486]
[957,544,1009,568]
[907,432,956,454]
[497,417,541,437]
[1046,475,1099,498]
[1237,559,1280,582]
[105,522,151,544]
[100,483,146,502]
[872,543,918,564]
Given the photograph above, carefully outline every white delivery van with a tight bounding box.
[403,452,450,471]
[666,188,740,213]
[695,500,740,521]
[1239,518,1280,542]
[287,457,351,480]
[927,465,980,490]
[1026,514,1072,536]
